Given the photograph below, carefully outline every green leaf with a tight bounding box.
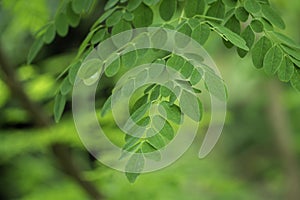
[237,25,255,58]
[72,0,92,14]
[105,57,121,77]
[130,102,151,123]
[132,3,153,28]
[159,0,176,21]
[175,22,192,48]
[263,45,283,75]
[206,0,225,20]
[158,119,174,140]
[235,7,249,22]
[68,61,82,84]
[204,71,227,101]
[244,0,261,14]
[222,15,241,47]
[112,19,133,47]
[272,32,300,49]
[78,59,103,80]
[106,10,123,27]
[143,0,160,6]
[123,11,134,21]
[150,85,161,101]
[125,150,144,183]
[250,19,264,33]
[127,0,142,12]
[210,22,249,51]
[291,69,300,92]
[55,13,69,37]
[191,23,211,45]
[180,62,194,79]
[252,36,272,68]
[167,54,185,71]
[180,90,202,121]
[43,24,56,44]
[91,29,106,44]
[160,86,172,97]
[27,37,44,64]
[290,57,300,68]
[261,5,285,29]
[122,49,138,68]
[66,2,81,28]
[151,28,168,49]
[222,0,237,7]
[131,95,149,114]
[104,0,119,10]
[101,96,112,117]
[281,45,300,61]
[184,0,205,18]
[141,142,161,161]
[60,78,72,95]
[278,57,294,82]
[147,133,165,149]
[190,68,203,85]
[54,93,66,123]
[159,101,182,124]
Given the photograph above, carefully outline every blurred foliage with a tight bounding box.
[0,0,299,199]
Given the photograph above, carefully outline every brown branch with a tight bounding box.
[0,47,103,199]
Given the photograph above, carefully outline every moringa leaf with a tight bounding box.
[191,23,211,45]
[55,13,69,37]
[278,57,294,82]
[250,20,264,33]
[125,150,144,183]
[159,0,176,21]
[27,37,44,64]
[237,25,255,58]
[235,7,249,22]
[184,0,205,18]
[104,0,119,10]
[180,90,202,121]
[206,0,225,21]
[132,3,153,28]
[263,45,283,75]
[252,36,272,68]
[244,0,261,14]
[54,93,66,123]
[261,5,285,29]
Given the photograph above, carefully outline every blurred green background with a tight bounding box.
[0,0,300,199]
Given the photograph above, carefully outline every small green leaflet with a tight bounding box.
[159,0,176,21]
[278,57,294,82]
[27,37,43,64]
[43,24,56,44]
[209,22,249,51]
[101,96,112,117]
[244,0,261,14]
[68,61,82,84]
[281,45,300,61]
[72,0,93,14]
[127,0,142,12]
[55,13,69,37]
[237,25,255,58]
[141,142,161,161]
[125,150,145,183]
[104,0,119,10]
[147,133,165,149]
[190,68,203,85]
[66,2,81,28]
[206,0,225,20]
[179,90,202,121]
[54,93,66,123]
[184,0,205,18]
[261,5,285,29]
[191,23,211,45]
[122,49,138,68]
[91,7,117,30]
[112,19,133,48]
[91,29,106,44]
[263,45,283,75]
[60,78,72,95]
[159,101,182,124]
[105,57,121,77]
[252,36,272,68]
[235,7,249,22]
[175,22,192,48]
[106,10,123,27]
[132,3,153,28]
[222,0,237,8]
[204,70,227,101]
[250,20,264,33]
[272,32,300,49]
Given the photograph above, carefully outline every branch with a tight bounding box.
[0,47,103,199]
